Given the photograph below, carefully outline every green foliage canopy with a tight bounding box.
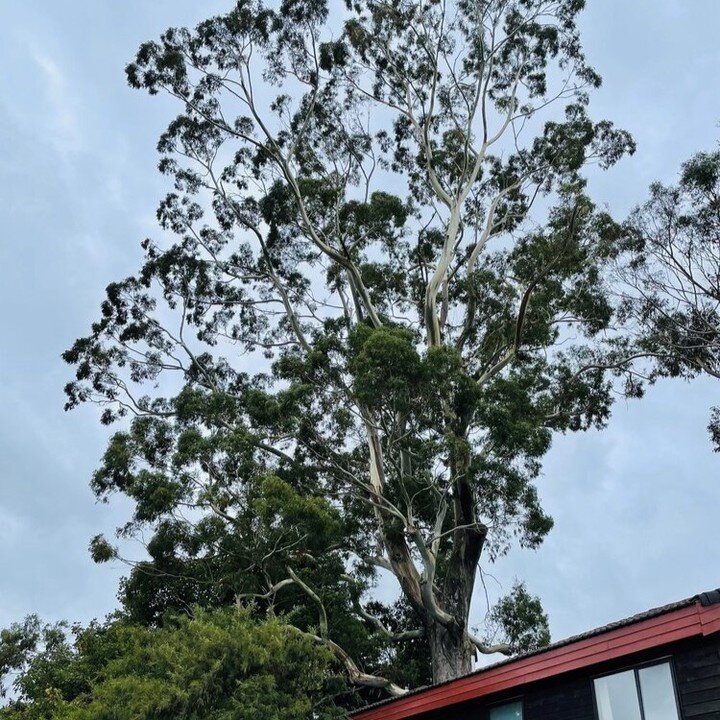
[63,0,645,690]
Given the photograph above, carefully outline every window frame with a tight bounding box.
[591,657,683,720]
[487,696,524,720]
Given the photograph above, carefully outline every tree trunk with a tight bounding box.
[427,620,474,684]
[423,430,488,683]
[426,524,484,684]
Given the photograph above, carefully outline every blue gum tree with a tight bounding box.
[64,0,645,693]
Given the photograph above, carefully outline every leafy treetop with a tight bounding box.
[64,0,642,692]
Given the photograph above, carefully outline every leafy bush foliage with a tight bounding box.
[0,609,346,720]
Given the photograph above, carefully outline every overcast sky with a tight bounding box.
[1,0,719,647]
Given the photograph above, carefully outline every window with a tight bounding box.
[489,700,523,720]
[594,661,680,720]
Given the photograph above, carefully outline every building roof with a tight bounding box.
[352,589,720,720]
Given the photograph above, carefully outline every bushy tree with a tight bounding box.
[64,0,644,691]
[621,146,720,448]
[0,609,345,720]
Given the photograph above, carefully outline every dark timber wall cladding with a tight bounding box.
[675,637,720,719]
[523,676,595,720]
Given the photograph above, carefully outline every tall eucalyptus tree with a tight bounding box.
[65,0,641,691]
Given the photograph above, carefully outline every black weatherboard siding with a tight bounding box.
[524,676,595,720]
[675,637,720,719]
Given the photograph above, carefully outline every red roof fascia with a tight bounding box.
[353,600,720,720]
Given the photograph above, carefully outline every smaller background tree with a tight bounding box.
[622,146,720,448]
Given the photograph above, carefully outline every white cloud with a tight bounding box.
[30,48,82,156]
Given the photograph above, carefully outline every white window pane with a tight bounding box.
[594,670,642,720]
[639,663,680,720]
[489,700,523,720]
